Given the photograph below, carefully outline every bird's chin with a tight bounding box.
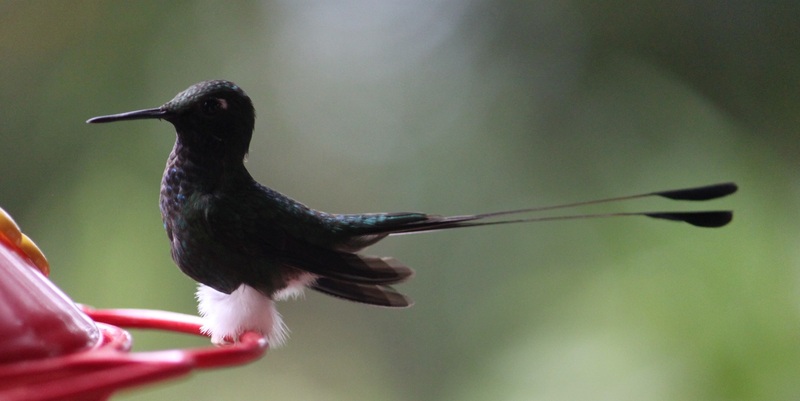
[196,283,288,347]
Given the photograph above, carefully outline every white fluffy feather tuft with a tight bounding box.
[274,273,317,301]
[196,284,288,347]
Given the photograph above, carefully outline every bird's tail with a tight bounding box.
[310,277,413,307]
[373,182,738,235]
[309,182,737,308]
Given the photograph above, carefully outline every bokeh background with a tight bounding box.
[2,1,799,400]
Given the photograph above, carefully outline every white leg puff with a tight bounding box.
[196,283,288,347]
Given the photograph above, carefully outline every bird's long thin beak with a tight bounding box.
[86,107,168,124]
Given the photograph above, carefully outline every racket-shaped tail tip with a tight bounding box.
[656,182,738,201]
[647,211,733,228]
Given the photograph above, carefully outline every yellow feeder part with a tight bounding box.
[0,206,49,276]
[21,234,50,276]
[0,207,22,246]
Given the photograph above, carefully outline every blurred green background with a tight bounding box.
[2,1,798,400]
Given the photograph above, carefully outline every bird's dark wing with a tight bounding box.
[203,186,414,294]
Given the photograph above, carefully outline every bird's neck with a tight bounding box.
[163,138,251,195]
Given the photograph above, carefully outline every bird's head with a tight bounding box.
[88,80,256,161]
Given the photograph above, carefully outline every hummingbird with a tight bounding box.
[87,80,737,347]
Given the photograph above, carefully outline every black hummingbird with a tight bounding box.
[87,80,736,346]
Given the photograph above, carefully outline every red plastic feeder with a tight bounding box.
[0,207,267,401]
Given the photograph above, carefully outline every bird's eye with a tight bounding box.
[201,98,226,115]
